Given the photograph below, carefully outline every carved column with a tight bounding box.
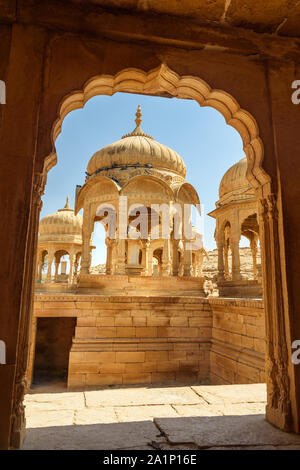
[216,240,225,281]
[10,172,44,449]
[230,233,241,281]
[54,253,60,281]
[36,252,43,281]
[141,240,150,275]
[46,248,54,282]
[162,238,171,276]
[250,235,258,280]
[259,194,292,431]
[68,250,75,283]
[105,238,114,275]
[116,239,126,275]
[25,316,37,389]
[183,241,193,276]
[172,239,180,276]
[81,212,92,274]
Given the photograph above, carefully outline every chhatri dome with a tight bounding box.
[86,105,186,178]
[218,157,254,203]
[75,106,204,281]
[39,196,83,239]
[36,197,86,285]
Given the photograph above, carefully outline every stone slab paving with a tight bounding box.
[191,383,267,404]
[154,415,300,448]
[84,386,204,408]
[22,383,300,450]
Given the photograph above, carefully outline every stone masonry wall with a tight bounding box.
[32,295,212,388]
[30,294,265,388]
[209,298,265,384]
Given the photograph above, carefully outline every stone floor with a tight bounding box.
[22,382,300,450]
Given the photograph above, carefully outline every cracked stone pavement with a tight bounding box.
[22,383,300,450]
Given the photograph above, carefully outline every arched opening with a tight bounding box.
[21,65,293,450]
[90,220,107,274]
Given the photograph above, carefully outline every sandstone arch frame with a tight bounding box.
[2,31,298,448]
[36,65,293,435]
[49,64,270,195]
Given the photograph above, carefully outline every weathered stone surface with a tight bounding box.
[173,404,223,417]
[154,415,300,447]
[22,421,162,450]
[25,392,85,411]
[26,410,75,428]
[191,383,266,404]
[74,407,118,425]
[85,386,203,408]
[22,384,299,449]
[115,405,178,422]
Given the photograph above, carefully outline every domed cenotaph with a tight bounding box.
[72,105,206,295]
[209,157,262,298]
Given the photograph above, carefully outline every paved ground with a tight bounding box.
[22,383,300,450]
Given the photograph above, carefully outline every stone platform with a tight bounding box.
[22,383,300,450]
[77,274,206,296]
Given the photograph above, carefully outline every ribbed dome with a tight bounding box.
[219,157,252,200]
[39,197,82,236]
[86,106,186,178]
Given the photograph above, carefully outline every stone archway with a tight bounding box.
[48,64,270,195]
[11,64,294,448]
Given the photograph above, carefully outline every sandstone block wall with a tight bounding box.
[209,298,265,384]
[32,295,212,388]
[30,294,265,389]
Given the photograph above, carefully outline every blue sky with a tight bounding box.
[41,92,245,265]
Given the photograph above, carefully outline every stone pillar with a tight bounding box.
[216,239,225,281]
[116,239,126,275]
[250,235,258,280]
[147,250,153,276]
[10,171,45,449]
[141,240,150,275]
[25,316,37,389]
[259,195,292,432]
[105,238,113,275]
[46,249,54,282]
[68,251,75,283]
[230,234,241,281]
[223,242,229,279]
[162,238,171,276]
[172,239,180,276]
[183,241,193,277]
[81,222,91,275]
[36,252,43,281]
[54,254,60,281]
[192,253,197,277]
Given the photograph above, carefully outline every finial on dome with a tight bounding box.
[121,105,153,140]
[58,195,73,212]
[135,105,142,127]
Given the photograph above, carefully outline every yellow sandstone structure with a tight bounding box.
[209,157,262,298]
[27,108,265,391]
[36,197,86,286]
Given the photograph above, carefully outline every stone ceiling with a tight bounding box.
[70,0,300,38]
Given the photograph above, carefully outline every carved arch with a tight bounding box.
[120,174,174,202]
[75,176,120,213]
[175,182,200,206]
[47,64,270,195]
